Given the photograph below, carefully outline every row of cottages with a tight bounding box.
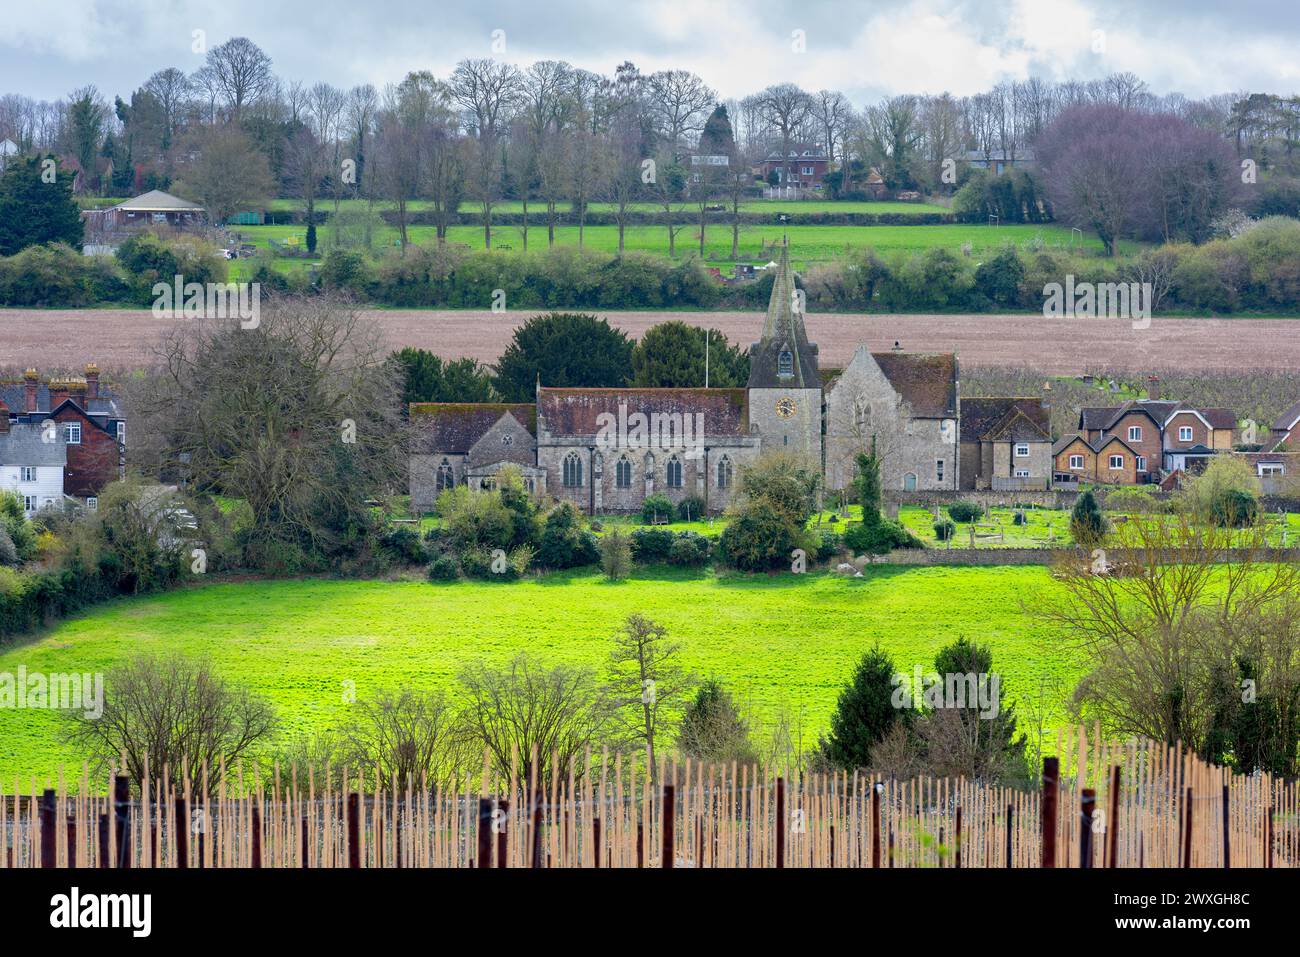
[1051,398,1236,487]
[409,241,1056,513]
[0,366,125,516]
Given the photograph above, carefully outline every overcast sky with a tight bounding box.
[2,0,1298,104]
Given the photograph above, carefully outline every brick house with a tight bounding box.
[759,144,829,187]
[1078,399,1235,482]
[1269,400,1300,451]
[1053,434,1139,485]
[959,397,1052,490]
[1,365,124,507]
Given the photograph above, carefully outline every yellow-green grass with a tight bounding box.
[261,198,954,216]
[225,222,1131,269]
[0,567,1076,785]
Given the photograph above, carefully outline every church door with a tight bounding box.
[903,471,917,491]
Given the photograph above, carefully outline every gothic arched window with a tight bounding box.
[778,350,794,377]
[666,455,683,488]
[436,459,454,491]
[563,452,583,487]
[717,455,733,489]
[616,455,632,488]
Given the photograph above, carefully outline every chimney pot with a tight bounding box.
[85,363,100,400]
[23,368,38,413]
[1147,375,1160,401]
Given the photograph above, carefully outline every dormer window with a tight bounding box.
[778,350,794,377]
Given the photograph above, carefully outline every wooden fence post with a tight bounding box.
[871,785,881,869]
[1005,802,1014,868]
[1182,786,1193,868]
[98,814,109,869]
[301,818,309,869]
[1267,807,1275,869]
[113,775,131,869]
[662,785,675,869]
[1222,784,1230,869]
[530,792,544,869]
[1107,766,1121,868]
[175,796,188,869]
[954,806,962,869]
[40,789,56,869]
[477,797,492,868]
[251,805,262,869]
[66,817,77,869]
[636,823,644,869]
[592,816,601,869]
[1079,788,1095,869]
[497,799,509,870]
[1041,757,1058,869]
[347,792,360,869]
[776,778,786,869]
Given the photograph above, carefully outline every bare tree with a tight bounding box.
[65,653,276,795]
[450,58,522,249]
[337,689,466,790]
[458,655,615,790]
[646,69,715,155]
[202,36,274,122]
[812,89,852,169]
[755,83,813,190]
[606,614,695,783]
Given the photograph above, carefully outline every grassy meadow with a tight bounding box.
[0,566,1078,785]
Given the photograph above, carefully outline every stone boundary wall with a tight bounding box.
[861,545,1300,567]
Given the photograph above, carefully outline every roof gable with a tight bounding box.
[410,403,537,455]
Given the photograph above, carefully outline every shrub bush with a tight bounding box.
[947,501,984,523]
[427,554,460,581]
[1070,490,1108,545]
[933,519,956,541]
[844,519,923,555]
[1210,488,1258,528]
[629,527,676,563]
[534,502,599,569]
[676,496,706,522]
[667,531,711,566]
[380,526,425,565]
[815,529,842,561]
[640,494,675,525]
[718,503,807,571]
[600,528,633,580]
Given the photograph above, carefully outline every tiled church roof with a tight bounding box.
[409,403,536,454]
[872,352,957,418]
[538,387,750,436]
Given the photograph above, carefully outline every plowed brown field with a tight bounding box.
[1,308,1295,373]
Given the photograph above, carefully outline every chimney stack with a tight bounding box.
[85,363,99,400]
[49,377,71,408]
[1147,375,1160,401]
[23,368,38,413]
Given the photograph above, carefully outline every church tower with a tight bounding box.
[746,241,823,464]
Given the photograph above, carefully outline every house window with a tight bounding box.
[1260,464,1284,476]
[1109,455,1124,470]
[1014,468,1030,478]
[778,351,793,376]
[935,459,945,483]
[116,421,125,445]
[435,459,454,492]
[22,495,37,512]
[1136,456,1147,472]
[1179,426,1193,442]
[64,423,81,444]
[562,452,583,487]
[666,455,683,488]
[616,456,632,488]
[1015,444,1030,458]
[801,165,814,176]
[717,455,733,489]
[86,496,98,510]
[20,466,35,483]
[1128,426,1142,442]
[1068,455,1084,470]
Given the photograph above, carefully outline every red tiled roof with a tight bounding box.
[409,403,536,454]
[537,388,749,436]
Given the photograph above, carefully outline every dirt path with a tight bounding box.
[2,308,1295,373]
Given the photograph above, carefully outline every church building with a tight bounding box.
[409,242,968,513]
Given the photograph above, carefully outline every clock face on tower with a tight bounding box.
[775,397,797,419]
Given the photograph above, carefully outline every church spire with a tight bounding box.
[748,240,819,389]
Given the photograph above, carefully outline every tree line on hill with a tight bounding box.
[2,36,1299,257]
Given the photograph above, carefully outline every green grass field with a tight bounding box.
[225,221,1127,275]
[262,197,955,216]
[0,567,1078,785]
